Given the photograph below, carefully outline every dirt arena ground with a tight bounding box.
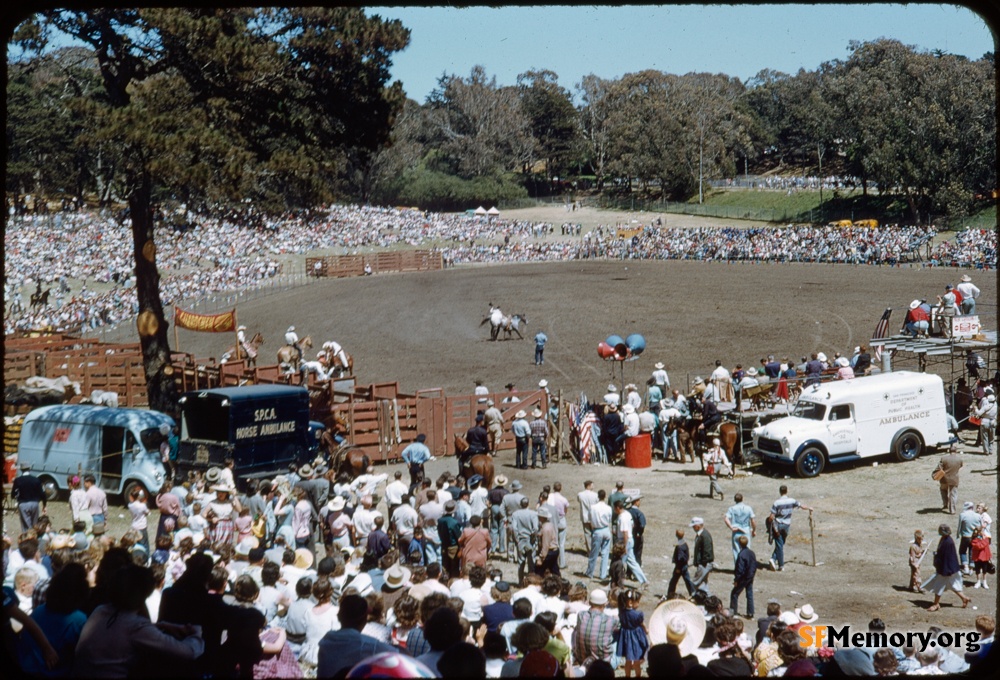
[17,206,997,644]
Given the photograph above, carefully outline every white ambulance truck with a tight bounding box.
[751,371,951,477]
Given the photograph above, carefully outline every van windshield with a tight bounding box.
[183,401,230,442]
[140,428,167,452]
[792,401,826,420]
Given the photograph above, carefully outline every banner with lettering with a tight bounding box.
[174,306,237,333]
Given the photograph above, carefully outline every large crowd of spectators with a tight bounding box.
[4,205,994,335]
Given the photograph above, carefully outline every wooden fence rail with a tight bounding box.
[306,250,442,279]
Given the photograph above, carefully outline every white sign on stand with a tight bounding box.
[951,315,981,339]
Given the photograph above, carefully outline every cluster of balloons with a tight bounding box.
[597,333,646,362]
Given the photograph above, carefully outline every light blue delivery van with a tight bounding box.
[16,404,174,502]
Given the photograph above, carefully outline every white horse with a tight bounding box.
[480,305,505,341]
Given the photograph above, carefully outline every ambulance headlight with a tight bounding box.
[781,437,790,452]
[155,471,163,482]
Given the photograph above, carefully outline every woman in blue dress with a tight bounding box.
[616,588,649,678]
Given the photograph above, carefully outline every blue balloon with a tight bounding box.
[606,335,625,348]
[625,334,646,355]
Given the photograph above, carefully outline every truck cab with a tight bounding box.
[752,371,950,477]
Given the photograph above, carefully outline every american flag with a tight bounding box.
[871,308,892,362]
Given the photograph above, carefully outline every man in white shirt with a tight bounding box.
[710,360,733,402]
[603,384,620,407]
[390,494,419,556]
[469,477,489,520]
[511,573,545,616]
[622,404,640,438]
[351,468,388,501]
[284,325,301,364]
[352,496,379,546]
[957,274,981,315]
[577,481,599,553]
[614,500,648,585]
[418,490,445,564]
[651,362,670,390]
[384,472,408,517]
[474,379,489,404]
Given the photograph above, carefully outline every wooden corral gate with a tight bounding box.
[306,250,442,278]
[446,390,549,452]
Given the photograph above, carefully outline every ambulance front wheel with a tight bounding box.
[795,447,826,478]
[893,431,922,462]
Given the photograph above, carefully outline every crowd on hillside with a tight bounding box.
[4,205,995,335]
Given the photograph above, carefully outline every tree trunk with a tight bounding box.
[129,173,179,414]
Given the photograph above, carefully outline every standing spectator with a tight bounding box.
[316,594,395,678]
[909,530,928,593]
[82,474,107,537]
[730,535,757,619]
[12,464,46,534]
[971,386,997,455]
[690,517,714,594]
[724,493,757,566]
[510,410,531,470]
[957,274,981,314]
[627,495,647,568]
[529,408,550,469]
[578,481,599,554]
[487,476,509,557]
[459,515,491,570]
[68,476,91,536]
[549,482,570,569]
[438,501,463,579]
[535,508,559,576]
[400,434,433,493]
[766,485,812,571]
[970,527,992,589]
[585,490,613,581]
[616,588,649,678]
[511,498,539,585]
[668,529,695,597]
[384,471,408,520]
[934,449,964,515]
[483,400,504,456]
[703,439,729,501]
[128,487,151,552]
[613,501,647,586]
[74,565,205,676]
[925,524,972,611]
[958,501,983,574]
[651,362,670,391]
[534,330,548,366]
[155,481,182,543]
[571,589,621,675]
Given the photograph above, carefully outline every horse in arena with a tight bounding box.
[325,445,370,480]
[480,305,505,341]
[30,288,51,310]
[224,332,264,367]
[454,434,495,489]
[329,350,353,377]
[501,314,528,340]
[277,335,312,373]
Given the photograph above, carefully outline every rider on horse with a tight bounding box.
[322,340,349,371]
[237,325,258,361]
[285,326,302,365]
[697,395,723,446]
[462,414,490,474]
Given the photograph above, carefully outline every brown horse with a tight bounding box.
[330,350,353,377]
[328,445,370,479]
[225,332,264,367]
[667,416,740,465]
[454,434,495,489]
[277,335,312,372]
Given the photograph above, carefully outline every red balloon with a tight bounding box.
[597,341,616,360]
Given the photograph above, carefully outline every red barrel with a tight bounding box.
[624,433,652,468]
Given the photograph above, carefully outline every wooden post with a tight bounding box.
[556,388,564,461]
[809,510,817,567]
[173,306,180,353]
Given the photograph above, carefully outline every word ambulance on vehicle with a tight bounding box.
[752,371,951,477]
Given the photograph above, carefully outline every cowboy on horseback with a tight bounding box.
[696,395,723,448]
[322,340,349,373]
[237,325,258,361]
[285,326,302,365]
[463,414,490,475]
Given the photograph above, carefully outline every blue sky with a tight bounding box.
[367,4,995,103]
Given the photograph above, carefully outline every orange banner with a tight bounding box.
[174,307,237,333]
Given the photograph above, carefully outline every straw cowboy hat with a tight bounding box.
[210,484,232,494]
[648,599,707,657]
[298,464,314,478]
[495,475,508,486]
[532,408,543,418]
[837,357,850,368]
[205,467,222,484]
[961,274,972,282]
[654,362,665,369]
[538,379,548,388]
[607,384,618,392]
[909,299,922,310]
[383,564,411,590]
[623,404,636,414]
[795,604,819,623]
[237,325,247,331]
[514,410,527,419]
[293,548,314,570]
[327,496,346,512]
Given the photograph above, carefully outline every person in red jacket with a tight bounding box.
[971,527,993,590]
[903,299,930,337]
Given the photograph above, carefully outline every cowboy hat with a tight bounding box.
[693,377,704,385]
[654,362,665,369]
[510,480,522,491]
[537,507,552,520]
[690,516,705,527]
[287,326,295,332]
[607,384,618,392]
[816,352,827,363]
[205,467,222,483]
[487,399,495,406]
[747,367,758,376]
[237,325,247,331]
[589,589,609,606]
[649,599,707,657]
[210,484,232,494]
[961,274,972,282]
[293,548,314,570]
[514,410,527,419]
[909,299,922,310]
[532,408,543,418]
[505,382,515,389]
[625,383,637,391]
[298,464,314,478]
[538,379,548,388]
[795,604,819,623]
[495,475,508,486]
[383,564,411,589]
[623,404,636,414]
[779,611,801,626]
[327,496,346,512]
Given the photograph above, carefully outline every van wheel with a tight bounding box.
[123,480,150,507]
[39,476,60,502]
[894,431,922,462]
[795,447,826,478]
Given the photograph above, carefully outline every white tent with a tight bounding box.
[487,206,500,216]
[474,206,487,215]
